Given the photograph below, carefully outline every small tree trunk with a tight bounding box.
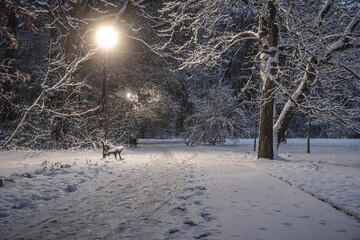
[307,113,311,154]
[4,12,18,74]
[253,103,258,152]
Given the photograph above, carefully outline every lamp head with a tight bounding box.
[96,26,118,49]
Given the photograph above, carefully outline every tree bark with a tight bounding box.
[257,1,278,159]
[307,113,311,154]
[253,102,258,152]
[4,12,18,74]
[257,80,276,159]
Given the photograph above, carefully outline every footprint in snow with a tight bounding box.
[65,184,78,192]
[201,213,212,222]
[194,232,211,239]
[183,219,197,226]
[95,186,105,191]
[171,206,187,215]
[168,228,180,234]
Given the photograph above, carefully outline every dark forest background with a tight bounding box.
[1,0,359,150]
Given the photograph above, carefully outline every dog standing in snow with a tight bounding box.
[102,140,124,159]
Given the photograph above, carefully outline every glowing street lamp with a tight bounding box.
[96,26,118,141]
[96,26,118,49]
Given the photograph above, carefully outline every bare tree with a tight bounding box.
[273,1,360,148]
[1,0,180,148]
[159,0,360,159]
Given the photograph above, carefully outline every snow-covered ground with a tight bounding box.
[246,139,360,220]
[0,139,359,239]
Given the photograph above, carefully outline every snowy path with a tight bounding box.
[189,149,360,239]
[0,140,359,239]
[1,143,218,239]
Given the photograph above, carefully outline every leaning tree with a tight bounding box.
[158,0,360,159]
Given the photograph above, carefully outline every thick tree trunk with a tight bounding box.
[253,103,258,152]
[257,1,278,159]
[257,80,276,159]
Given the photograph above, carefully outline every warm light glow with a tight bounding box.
[96,26,118,49]
[126,92,137,102]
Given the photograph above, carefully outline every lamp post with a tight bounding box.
[96,26,118,141]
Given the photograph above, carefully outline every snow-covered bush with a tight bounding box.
[183,86,247,145]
